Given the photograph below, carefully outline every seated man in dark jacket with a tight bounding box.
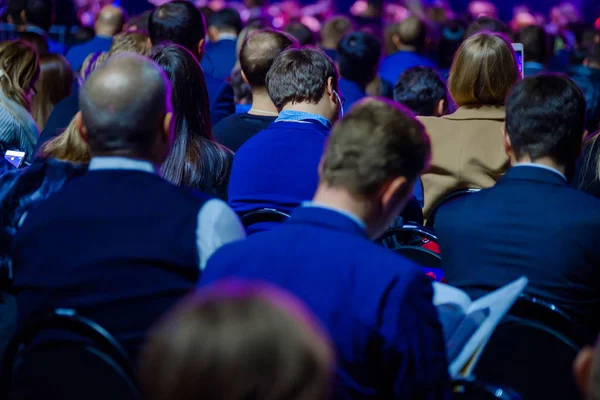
[436,75,600,341]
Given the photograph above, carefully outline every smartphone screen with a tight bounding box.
[512,43,524,78]
[4,149,26,168]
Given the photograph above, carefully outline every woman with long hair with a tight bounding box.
[151,44,233,200]
[31,53,73,132]
[0,40,40,161]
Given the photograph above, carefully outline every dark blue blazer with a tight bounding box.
[202,206,450,399]
[436,166,600,337]
[202,39,237,81]
[379,51,436,86]
[228,120,330,215]
[339,78,366,114]
[66,36,113,72]
[205,72,235,126]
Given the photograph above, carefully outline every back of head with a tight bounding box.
[468,0,498,19]
[449,31,519,107]
[466,17,511,38]
[321,98,430,196]
[149,1,206,55]
[0,40,40,110]
[438,20,465,69]
[266,47,338,110]
[31,53,73,130]
[16,31,48,55]
[506,74,586,168]
[320,15,353,49]
[109,30,152,57]
[337,31,381,86]
[395,66,448,116]
[95,5,127,37]
[209,7,242,35]
[139,280,333,400]
[394,16,427,52]
[23,0,54,31]
[518,25,549,64]
[79,53,170,158]
[240,29,298,88]
[284,21,316,46]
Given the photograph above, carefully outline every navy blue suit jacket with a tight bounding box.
[202,39,237,81]
[436,166,600,336]
[66,36,113,72]
[202,206,450,399]
[379,51,436,86]
[339,78,366,114]
[205,72,235,126]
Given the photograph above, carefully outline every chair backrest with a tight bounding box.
[426,188,481,227]
[453,377,522,399]
[240,208,291,229]
[509,294,588,346]
[473,317,581,400]
[1,309,139,400]
[377,224,443,271]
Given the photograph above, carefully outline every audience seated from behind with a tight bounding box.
[435,74,600,341]
[140,280,333,400]
[9,54,245,358]
[518,25,550,76]
[420,32,519,218]
[337,31,381,114]
[569,41,600,135]
[228,47,341,218]
[394,66,449,117]
[213,29,298,152]
[66,5,126,72]
[284,21,316,46]
[202,99,450,399]
[378,16,435,87]
[37,30,152,153]
[151,44,233,200]
[149,1,235,126]
[319,15,354,61]
[202,7,242,80]
[31,53,73,132]
[0,40,40,162]
[6,0,66,54]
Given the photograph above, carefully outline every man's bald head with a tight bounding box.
[79,53,172,159]
[95,5,127,37]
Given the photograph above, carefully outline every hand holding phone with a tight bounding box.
[512,43,524,78]
[4,149,26,168]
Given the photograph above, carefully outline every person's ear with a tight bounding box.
[435,98,446,117]
[241,70,249,85]
[574,346,594,398]
[381,175,409,211]
[326,76,335,101]
[208,26,218,42]
[392,34,401,50]
[75,112,88,143]
[503,125,513,158]
[584,57,589,67]
[19,9,26,24]
[196,38,206,61]
[162,111,173,145]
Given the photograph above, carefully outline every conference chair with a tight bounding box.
[240,208,291,235]
[378,224,443,280]
[473,317,581,400]
[426,188,481,227]
[1,308,139,400]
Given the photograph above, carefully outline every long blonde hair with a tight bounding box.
[38,117,91,163]
[0,40,40,111]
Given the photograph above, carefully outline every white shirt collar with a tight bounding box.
[302,201,367,231]
[217,33,238,41]
[88,157,156,174]
[513,162,566,181]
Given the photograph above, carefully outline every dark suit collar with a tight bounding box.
[499,165,568,187]
[287,206,368,238]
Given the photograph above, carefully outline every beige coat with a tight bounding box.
[418,106,510,218]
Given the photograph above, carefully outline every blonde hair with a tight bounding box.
[38,117,91,163]
[449,31,519,107]
[108,30,152,57]
[0,40,40,111]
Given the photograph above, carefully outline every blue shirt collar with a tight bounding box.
[275,110,332,129]
[512,163,566,181]
[89,156,156,174]
[302,201,367,231]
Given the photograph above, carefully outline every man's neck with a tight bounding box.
[397,45,418,52]
[313,184,374,236]
[281,102,330,121]
[248,88,278,116]
[512,156,567,176]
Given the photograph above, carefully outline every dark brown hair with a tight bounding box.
[31,53,73,131]
[139,280,334,400]
[449,31,519,107]
[0,40,40,111]
[321,98,430,195]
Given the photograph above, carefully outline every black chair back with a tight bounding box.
[1,309,139,400]
[378,224,442,270]
[473,317,581,400]
[426,188,481,227]
[453,377,522,399]
[240,208,291,229]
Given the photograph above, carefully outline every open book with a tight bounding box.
[433,277,529,378]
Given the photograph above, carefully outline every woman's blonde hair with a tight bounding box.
[38,117,91,163]
[449,31,519,107]
[0,40,40,111]
[108,30,152,57]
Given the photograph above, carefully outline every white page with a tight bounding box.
[433,281,472,312]
[449,276,529,377]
